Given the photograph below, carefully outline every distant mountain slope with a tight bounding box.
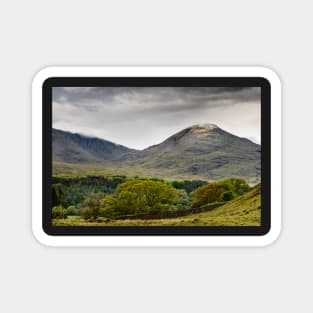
[52,129,133,163]
[122,124,261,183]
[52,124,261,183]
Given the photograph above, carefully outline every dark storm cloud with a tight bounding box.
[53,87,261,149]
[53,87,260,114]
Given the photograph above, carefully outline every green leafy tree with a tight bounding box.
[52,205,67,219]
[192,178,250,207]
[223,178,250,196]
[171,180,208,193]
[99,195,118,218]
[65,205,79,216]
[192,183,225,207]
[100,179,179,217]
[175,189,190,210]
[52,175,127,207]
[118,179,178,214]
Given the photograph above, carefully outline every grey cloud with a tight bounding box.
[53,87,261,149]
[53,86,260,114]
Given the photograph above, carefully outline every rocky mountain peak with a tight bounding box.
[188,123,219,135]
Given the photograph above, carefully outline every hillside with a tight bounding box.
[123,124,261,183]
[53,184,261,227]
[52,124,261,183]
[52,129,133,163]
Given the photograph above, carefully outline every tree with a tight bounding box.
[52,184,67,207]
[52,205,67,219]
[122,180,178,214]
[192,183,225,207]
[171,180,207,193]
[192,178,250,207]
[223,178,250,196]
[101,179,179,217]
[81,192,104,220]
[51,175,128,207]
[99,195,118,218]
[175,189,190,210]
[81,208,93,220]
[65,205,79,216]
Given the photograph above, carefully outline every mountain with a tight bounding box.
[52,124,261,184]
[52,129,133,163]
[122,124,261,183]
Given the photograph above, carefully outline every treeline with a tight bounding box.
[52,175,127,207]
[52,176,250,221]
[52,175,207,207]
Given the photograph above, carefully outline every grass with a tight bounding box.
[53,184,261,227]
[52,161,180,178]
[52,161,258,183]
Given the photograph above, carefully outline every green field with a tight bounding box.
[53,184,261,226]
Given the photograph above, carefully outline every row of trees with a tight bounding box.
[52,175,128,207]
[52,177,250,220]
[52,204,80,219]
[52,176,207,208]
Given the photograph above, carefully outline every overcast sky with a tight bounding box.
[52,87,261,150]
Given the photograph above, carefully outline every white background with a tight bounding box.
[0,0,310,312]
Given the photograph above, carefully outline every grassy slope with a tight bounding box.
[53,184,261,226]
[53,161,259,184]
[125,127,261,184]
[52,161,208,181]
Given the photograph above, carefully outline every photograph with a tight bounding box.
[51,86,261,227]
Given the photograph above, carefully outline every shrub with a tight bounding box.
[52,205,67,219]
[221,191,235,202]
[65,205,79,216]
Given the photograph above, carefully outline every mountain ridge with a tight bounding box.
[52,124,261,184]
[52,128,135,163]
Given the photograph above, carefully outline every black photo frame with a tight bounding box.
[42,77,271,236]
